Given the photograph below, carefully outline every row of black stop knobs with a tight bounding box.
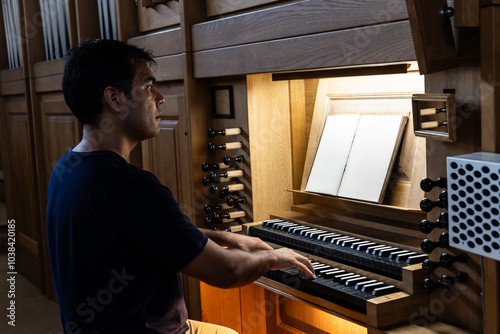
[419,177,468,293]
[202,128,247,227]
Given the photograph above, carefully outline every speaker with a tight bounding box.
[447,152,500,261]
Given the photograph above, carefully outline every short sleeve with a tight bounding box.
[115,171,207,272]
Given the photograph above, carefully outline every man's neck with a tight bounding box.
[73,125,137,162]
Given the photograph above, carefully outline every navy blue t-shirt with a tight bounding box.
[46,149,208,333]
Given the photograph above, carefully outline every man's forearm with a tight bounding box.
[200,228,230,246]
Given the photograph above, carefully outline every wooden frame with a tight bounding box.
[210,85,234,118]
[412,93,456,142]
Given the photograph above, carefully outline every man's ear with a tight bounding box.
[103,86,121,112]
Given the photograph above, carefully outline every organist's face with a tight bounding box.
[120,62,165,142]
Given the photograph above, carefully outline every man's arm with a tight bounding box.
[179,238,315,289]
[200,228,272,251]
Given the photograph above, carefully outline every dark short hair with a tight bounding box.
[62,39,155,126]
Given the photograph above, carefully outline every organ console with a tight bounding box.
[191,3,488,332]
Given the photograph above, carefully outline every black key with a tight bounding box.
[300,228,319,236]
[351,241,372,249]
[341,238,362,247]
[289,226,310,234]
[357,242,377,251]
[319,233,342,242]
[334,236,353,245]
[306,230,328,238]
[262,219,283,227]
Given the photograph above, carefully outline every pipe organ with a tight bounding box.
[1,1,498,333]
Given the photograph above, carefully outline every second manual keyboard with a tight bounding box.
[250,218,427,280]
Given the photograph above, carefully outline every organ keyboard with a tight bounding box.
[246,218,430,328]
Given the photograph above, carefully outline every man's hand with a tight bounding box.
[269,247,316,279]
[223,232,273,251]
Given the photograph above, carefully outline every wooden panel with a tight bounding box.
[33,59,65,78]
[480,4,500,334]
[193,21,415,78]
[199,282,242,333]
[154,55,184,81]
[247,73,293,220]
[455,0,480,27]
[2,97,43,289]
[193,0,409,51]
[74,0,101,41]
[34,75,64,93]
[0,67,24,82]
[206,0,282,17]
[6,112,38,238]
[142,119,180,198]
[1,68,26,96]
[40,95,80,181]
[128,28,182,56]
[406,0,457,74]
[116,0,140,41]
[239,283,267,334]
[424,63,483,332]
[1,79,25,95]
[265,291,367,334]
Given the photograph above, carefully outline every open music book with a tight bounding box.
[305,114,407,203]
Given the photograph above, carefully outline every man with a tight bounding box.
[46,39,315,334]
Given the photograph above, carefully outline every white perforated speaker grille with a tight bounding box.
[447,152,500,261]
